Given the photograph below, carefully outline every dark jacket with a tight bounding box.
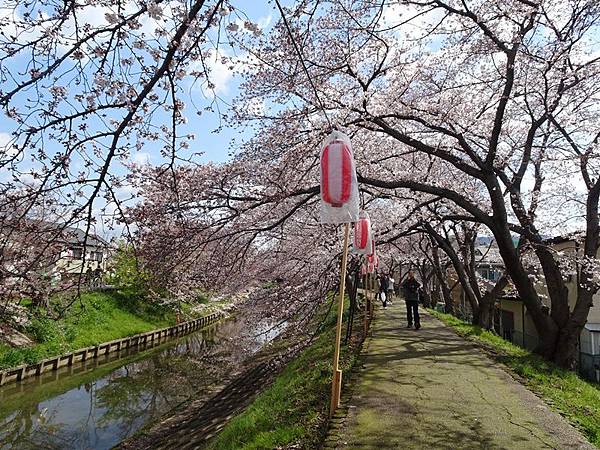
[380,276,389,292]
[402,278,420,303]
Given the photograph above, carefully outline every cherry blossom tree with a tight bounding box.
[233,0,600,368]
[0,195,73,312]
[3,0,600,370]
[0,0,260,307]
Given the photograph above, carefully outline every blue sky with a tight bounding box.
[0,1,276,172]
[139,2,276,166]
[0,0,280,237]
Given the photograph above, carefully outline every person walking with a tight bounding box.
[380,275,389,308]
[402,271,421,329]
[387,275,395,305]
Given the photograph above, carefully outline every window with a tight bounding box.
[479,268,499,281]
[92,251,103,262]
[71,247,83,259]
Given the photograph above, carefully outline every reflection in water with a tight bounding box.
[0,316,284,450]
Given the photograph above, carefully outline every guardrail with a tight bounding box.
[0,311,225,387]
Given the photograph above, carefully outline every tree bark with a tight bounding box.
[430,245,454,314]
[479,276,508,330]
[423,223,480,323]
[488,220,559,358]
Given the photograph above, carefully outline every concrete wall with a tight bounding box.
[0,311,224,387]
[55,247,109,276]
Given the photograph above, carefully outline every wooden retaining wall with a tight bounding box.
[0,311,224,387]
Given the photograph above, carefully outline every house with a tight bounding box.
[490,233,600,381]
[54,227,111,284]
[493,292,539,352]
[1,220,112,303]
[474,243,504,282]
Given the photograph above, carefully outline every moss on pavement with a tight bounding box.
[334,304,595,450]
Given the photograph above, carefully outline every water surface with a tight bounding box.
[0,315,281,449]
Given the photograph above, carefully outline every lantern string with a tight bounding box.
[274,0,334,131]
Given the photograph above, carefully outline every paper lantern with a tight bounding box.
[353,211,372,254]
[367,240,376,260]
[321,140,352,207]
[319,131,359,224]
[367,240,379,268]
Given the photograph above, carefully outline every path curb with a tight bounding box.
[0,311,225,387]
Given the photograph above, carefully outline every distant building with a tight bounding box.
[54,227,110,285]
[491,233,600,382]
[474,243,504,282]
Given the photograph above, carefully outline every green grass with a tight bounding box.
[0,290,175,370]
[205,298,361,450]
[430,310,600,446]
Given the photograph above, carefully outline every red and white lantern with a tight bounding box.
[360,264,368,276]
[320,131,359,224]
[353,211,372,255]
[321,140,352,207]
[367,240,378,269]
[367,239,376,260]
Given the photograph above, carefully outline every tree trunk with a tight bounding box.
[430,244,454,314]
[478,295,494,329]
[552,325,580,369]
[477,276,508,329]
[489,223,559,359]
[424,223,481,317]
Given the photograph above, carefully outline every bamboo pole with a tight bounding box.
[363,272,369,336]
[370,272,375,319]
[330,223,350,417]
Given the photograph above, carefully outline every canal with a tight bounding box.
[0,314,285,450]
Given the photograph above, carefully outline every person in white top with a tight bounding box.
[387,275,395,305]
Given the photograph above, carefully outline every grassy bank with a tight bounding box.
[0,290,175,370]
[205,300,363,450]
[430,310,600,446]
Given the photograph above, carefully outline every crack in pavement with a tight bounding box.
[335,303,594,450]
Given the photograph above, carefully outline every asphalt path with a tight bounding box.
[335,301,595,450]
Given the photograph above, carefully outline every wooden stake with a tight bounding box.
[369,274,373,320]
[330,223,350,417]
[363,272,369,336]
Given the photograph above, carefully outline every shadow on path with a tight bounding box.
[332,303,594,450]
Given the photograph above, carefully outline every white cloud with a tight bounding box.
[0,132,10,147]
[132,152,151,165]
[0,132,18,159]
[189,48,238,98]
[257,14,273,30]
[207,51,235,95]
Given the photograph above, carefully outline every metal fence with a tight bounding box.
[579,352,600,383]
[508,330,539,352]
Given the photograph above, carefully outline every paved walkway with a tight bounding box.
[334,302,594,450]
